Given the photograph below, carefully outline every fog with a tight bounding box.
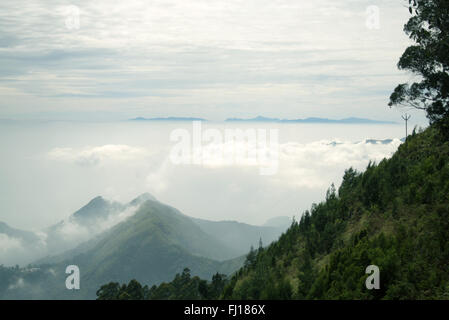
[0,120,410,234]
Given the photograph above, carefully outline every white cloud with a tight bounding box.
[160,137,402,187]
[0,233,22,253]
[8,277,25,290]
[47,144,149,166]
[47,203,140,248]
[276,138,402,188]
[43,137,401,223]
[137,136,402,224]
[0,0,419,122]
[56,220,91,240]
[96,204,140,232]
[0,233,51,267]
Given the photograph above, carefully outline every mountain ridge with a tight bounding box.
[0,195,290,299]
[225,116,397,124]
[127,116,397,124]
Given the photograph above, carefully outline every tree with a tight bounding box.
[96,282,120,300]
[125,279,144,300]
[244,246,257,268]
[389,0,449,137]
[258,237,263,253]
[209,273,227,299]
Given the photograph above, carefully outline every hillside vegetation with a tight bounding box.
[222,126,449,299]
[102,126,449,300]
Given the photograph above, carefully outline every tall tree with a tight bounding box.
[389,0,449,137]
[244,245,257,268]
[96,282,120,300]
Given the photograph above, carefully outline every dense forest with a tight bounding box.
[97,268,228,300]
[96,124,449,300]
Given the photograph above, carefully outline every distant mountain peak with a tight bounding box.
[84,195,107,208]
[90,195,105,202]
[128,193,157,206]
[71,196,115,221]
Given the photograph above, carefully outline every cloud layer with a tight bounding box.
[0,0,424,122]
[0,233,22,253]
[48,144,150,166]
[0,120,408,231]
[40,134,402,225]
[0,135,401,266]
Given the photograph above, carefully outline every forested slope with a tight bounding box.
[96,126,449,300]
[222,126,449,299]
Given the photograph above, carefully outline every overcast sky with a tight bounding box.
[0,0,428,124]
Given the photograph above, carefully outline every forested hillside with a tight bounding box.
[222,126,449,299]
[97,268,228,300]
[99,125,449,300]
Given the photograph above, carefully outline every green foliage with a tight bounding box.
[96,279,149,300]
[244,246,257,269]
[96,268,228,300]
[389,0,449,138]
[222,126,449,299]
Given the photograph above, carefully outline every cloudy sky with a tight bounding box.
[0,0,427,123]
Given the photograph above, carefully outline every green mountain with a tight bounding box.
[42,194,144,255]
[1,189,291,299]
[0,199,245,299]
[107,126,449,300]
[0,193,159,265]
[221,126,449,299]
[0,195,148,267]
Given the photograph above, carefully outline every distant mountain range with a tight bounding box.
[130,117,207,121]
[0,194,290,299]
[224,116,397,124]
[129,116,397,124]
[324,138,405,147]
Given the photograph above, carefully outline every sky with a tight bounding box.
[0,0,428,124]
[0,0,431,238]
